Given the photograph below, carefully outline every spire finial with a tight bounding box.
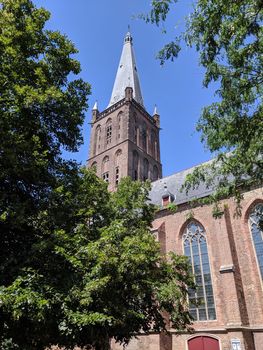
[125,28,132,43]
[153,104,159,115]
[92,100,98,110]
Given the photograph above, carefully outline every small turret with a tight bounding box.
[153,105,160,128]
[125,86,133,102]
[92,101,99,123]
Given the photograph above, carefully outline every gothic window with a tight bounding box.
[133,150,139,180]
[151,130,156,157]
[115,149,122,187]
[94,125,101,155]
[91,161,97,174]
[183,221,216,321]
[102,172,109,183]
[133,113,138,145]
[153,165,158,181]
[106,119,112,145]
[142,123,147,150]
[115,167,120,186]
[117,112,123,140]
[154,139,158,160]
[249,203,263,280]
[102,156,110,182]
[143,158,149,181]
[134,125,138,144]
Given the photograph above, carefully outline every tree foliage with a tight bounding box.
[146,0,263,206]
[0,1,194,349]
[1,172,194,350]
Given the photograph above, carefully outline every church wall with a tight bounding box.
[112,187,263,350]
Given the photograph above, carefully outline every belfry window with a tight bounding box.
[102,156,110,183]
[94,125,101,155]
[183,221,216,321]
[115,167,119,186]
[153,165,158,181]
[249,203,263,280]
[106,125,112,144]
[102,172,109,183]
[133,151,139,180]
[142,125,147,150]
[143,158,149,181]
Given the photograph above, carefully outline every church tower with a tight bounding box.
[87,32,162,191]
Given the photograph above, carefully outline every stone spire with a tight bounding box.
[108,31,144,107]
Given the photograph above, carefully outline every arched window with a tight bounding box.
[94,125,101,155]
[154,138,158,160]
[91,161,97,174]
[150,130,156,157]
[106,118,112,146]
[133,150,139,180]
[115,149,122,186]
[134,113,138,145]
[249,203,263,279]
[143,158,149,181]
[142,123,147,150]
[102,156,110,183]
[117,112,123,140]
[153,165,158,181]
[183,221,216,321]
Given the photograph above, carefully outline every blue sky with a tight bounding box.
[34,0,216,177]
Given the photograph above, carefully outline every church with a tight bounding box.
[87,32,263,350]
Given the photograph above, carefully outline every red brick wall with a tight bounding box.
[112,188,263,350]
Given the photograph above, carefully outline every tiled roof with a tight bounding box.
[149,162,214,206]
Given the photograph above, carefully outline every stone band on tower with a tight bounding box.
[87,32,162,191]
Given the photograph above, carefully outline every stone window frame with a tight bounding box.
[143,158,149,181]
[94,124,101,155]
[132,150,139,181]
[248,202,263,282]
[102,172,109,183]
[117,111,123,140]
[91,161,97,174]
[182,220,217,322]
[102,155,110,177]
[105,118,112,146]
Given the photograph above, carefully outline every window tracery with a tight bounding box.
[94,125,101,155]
[133,150,139,180]
[153,165,158,181]
[183,221,216,321]
[143,158,149,181]
[106,119,112,145]
[249,203,263,280]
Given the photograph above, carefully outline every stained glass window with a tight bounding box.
[183,221,216,321]
[249,203,263,279]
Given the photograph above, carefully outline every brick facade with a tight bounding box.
[112,188,263,350]
[87,32,263,350]
[87,87,162,191]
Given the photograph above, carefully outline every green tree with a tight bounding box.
[0,1,194,349]
[145,0,263,208]
[0,0,90,285]
[0,171,194,350]
[0,0,89,347]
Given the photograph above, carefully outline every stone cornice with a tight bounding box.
[93,98,126,123]
[92,98,159,129]
[131,99,158,128]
